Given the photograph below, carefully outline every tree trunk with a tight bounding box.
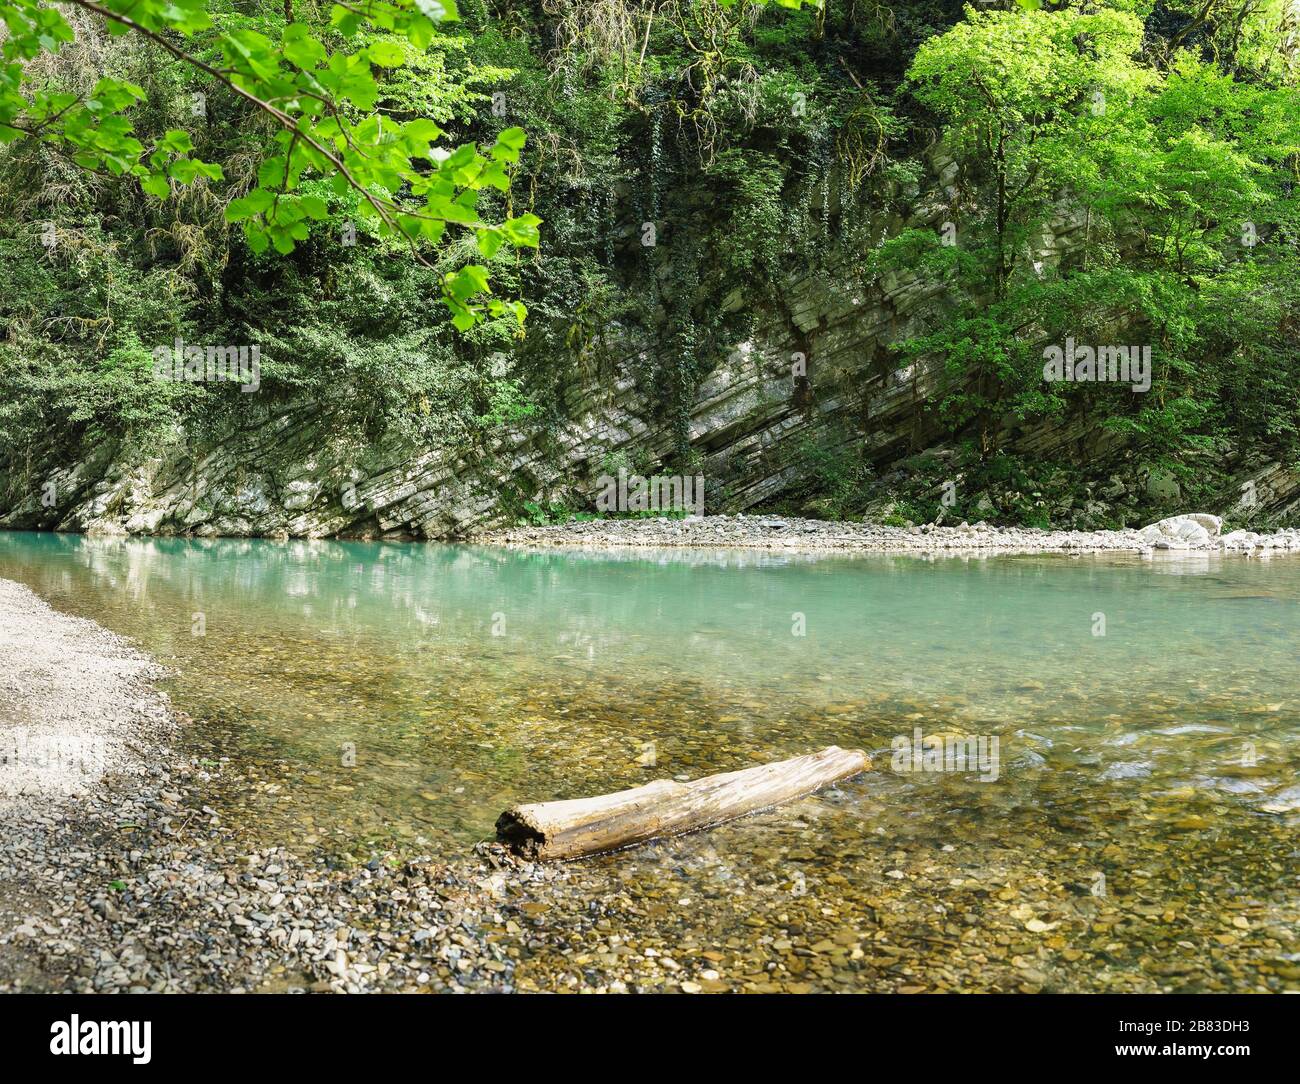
[496,745,870,861]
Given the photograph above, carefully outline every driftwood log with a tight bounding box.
[495,745,870,861]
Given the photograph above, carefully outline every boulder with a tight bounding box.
[1139,513,1222,546]
[1100,476,1127,499]
[1143,469,1181,502]
[1221,530,1261,550]
[123,508,166,534]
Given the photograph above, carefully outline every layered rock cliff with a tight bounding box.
[2,153,1296,539]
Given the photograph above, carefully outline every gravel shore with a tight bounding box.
[473,513,1300,555]
[0,579,175,798]
[0,577,542,992]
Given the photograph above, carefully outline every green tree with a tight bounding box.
[893,6,1300,468]
[907,7,1152,303]
[0,0,539,327]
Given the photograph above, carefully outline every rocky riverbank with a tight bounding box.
[0,579,176,799]
[0,577,548,992]
[474,513,1300,555]
[0,761,547,993]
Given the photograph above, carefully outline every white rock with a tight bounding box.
[1139,513,1222,544]
[1220,530,1260,549]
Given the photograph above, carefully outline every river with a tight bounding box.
[2,531,1296,991]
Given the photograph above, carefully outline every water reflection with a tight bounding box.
[1,531,1297,854]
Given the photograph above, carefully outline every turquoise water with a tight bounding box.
[5,530,1299,990]
[2,530,1297,852]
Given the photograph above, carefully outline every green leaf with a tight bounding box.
[225,188,276,222]
[502,213,541,248]
[283,24,327,70]
[168,159,200,184]
[446,264,490,301]
[491,126,526,164]
[479,161,510,191]
[258,156,289,189]
[300,195,329,220]
[367,39,407,68]
[142,172,171,199]
[329,5,361,35]
[157,129,193,154]
[400,118,443,156]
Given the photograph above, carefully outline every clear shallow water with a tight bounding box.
[2,530,1298,991]
[1,531,1298,852]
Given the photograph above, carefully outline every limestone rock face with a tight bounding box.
[1,158,1298,539]
[0,185,1112,540]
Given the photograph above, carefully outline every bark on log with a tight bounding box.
[496,745,870,861]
